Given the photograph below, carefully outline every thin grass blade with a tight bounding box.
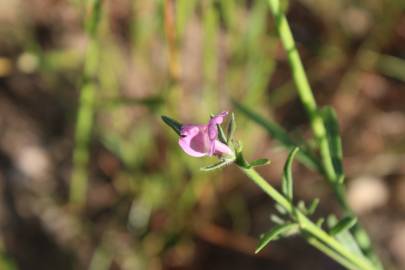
[233,101,321,171]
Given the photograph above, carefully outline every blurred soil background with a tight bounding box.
[0,0,405,269]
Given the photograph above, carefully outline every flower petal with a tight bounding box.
[178,112,231,158]
[207,111,228,141]
[179,125,210,157]
[210,111,228,125]
[213,140,234,156]
[180,125,200,137]
[207,123,218,141]
[208,141,216,156]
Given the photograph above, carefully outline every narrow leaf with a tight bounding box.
[320,106,344,180]
[210,113,227,143]
[233,101,321,171]
[234,149,250,168]
[336,231,365,257]
[327,215,363,256]
[270,214,285,225]
[200,159,232,171]
[316,218,325,227]
[249,158,270,167]
[226,112,236,143]
[329,216,357,236]
[307,198,320,215]
[217,124,227,144]
[255,223,297,254]
[161,115,182,136]
[297,200,306,212]
[282,147,299,200]
[275,204,287,215]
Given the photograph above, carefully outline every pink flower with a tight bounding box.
[178,112,234,157]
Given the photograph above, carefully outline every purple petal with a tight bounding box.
[178,112,231,158]
[213,140,233,156]
[178,125,211,157]
[207,111,228,141]
[210,111,228,126]
[180,125,200,137]
[208,141,216,156]
[207,123,218,141]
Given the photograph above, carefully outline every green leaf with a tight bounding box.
[307,198,320,215]
[226,112,236,143]
[255,223,297,254]
[270,214,285,225]
[336,230,365,258]
[316,218,325,227]
[275,204,287,215]
[297,200,306,212]
[320,106,344,181]
[210,113,228,144]
[217,124,227,144]
[328,215,363,256]
[295,198,320,216]
[249,158,270,168]
[209,113,227,143]
[329,216,357,236]
[200,159,233,172]
[161,116,182,136]
[234,150,250,168]
[233,101,321,171]
[282,147,299,200]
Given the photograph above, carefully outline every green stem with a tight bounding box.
[267,0,335,182]
[266,0,382,267]
[70,0,102,206]
[239,166,376,270]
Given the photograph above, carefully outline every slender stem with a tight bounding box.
[239,166,376,270]
[266,0,382,267]
[267,0,335,182]
[70,0,102,205]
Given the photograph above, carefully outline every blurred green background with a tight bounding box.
[0,0,405,269]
